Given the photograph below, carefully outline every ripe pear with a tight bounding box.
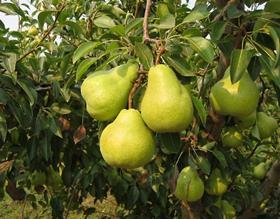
[256,112,278,139]
[205,168,228,196]
[222,200,236,219]
[81,63,138,121]
[140,64,193,133]
[175,166,204,202]
[100,109,155,169]
[222,127,243,148]
[235,111,256,129]
[253,162,268,180]
[210,68,259,118]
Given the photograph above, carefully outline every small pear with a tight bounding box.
[222,127,243,148]
[100,109,155,169]
[210,68,259,118]
[253,162,268,180]
[222,200,236,219]
[235,111,256,129]
[140,65,193,133]
[205,168,228,196]
[175,166,204,202]
[256,112,278,139]
[81,63,138,121]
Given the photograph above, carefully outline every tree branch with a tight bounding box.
[18,3,67,62]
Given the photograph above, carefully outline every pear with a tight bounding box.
[175,166,204,202]
[256,112,278,139]
[253,162,268,180]
[140,64,193,133]
[210,68,259,118]
[222,127,243,148]
[235,111,256,129]
[205,168,228,196]
[81,63,138,121]
[100,109,155,169]
[222,200,236,219]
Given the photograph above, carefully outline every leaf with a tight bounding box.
[0,88,9,104]
[185,37,215,63]
[73,125,86,144]
[0,160,13,174]
[211,149,228,168]
[48,115,63,138]
[76,58,98,82]
[73,42,100,63]
[134,43,154,70]
[199,142,216,152]
[157,3,175,29]
[265,0,280,13]
[196,156,211,175]
[0,3,16,15]
[51,103,71,115]
[265,26,280,67]
[230,49,254,83]
[38,11,54,30]
[183,5,210,23]
[125,18,143,35]
[162,54,194,77]
[64,20,84,36]
[94,15,116,28]
[191,96,207,127]
[0,112,7,142]
[211,21,226,41]
[247,56,261,81]
[17,79,37,106]
[159,133,181,154]
[226,5,244,19]
[111,24,125,36]
[3,53,17,73]
[128,185,139,206]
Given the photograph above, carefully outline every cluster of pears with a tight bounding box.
[81,63,194,169]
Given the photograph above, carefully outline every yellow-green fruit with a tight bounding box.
[222,127,243,148]
[206,168,228,196]
[210,68,259,118]
[222,200,236,219]
[235,111,256,129]
[81,63,138,121]
[256,112,278,139]
[140,64,193,133]
[253,162,268,179]
[175,166,204,202]
[100,109,155,169]
[31,171,46,186]
[27,26,38,35]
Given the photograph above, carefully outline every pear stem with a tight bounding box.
[128,73,146,109]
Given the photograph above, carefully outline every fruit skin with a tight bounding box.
[175,166,204,202]
[235,111,256,129]
[210,68,259,118]
[222,127,243,148]
[253,162,268,179]
[222,200,236,219]
[256,112,278,139]
[205,168,228,196]
[81,63,138,121]
[140,64,193,133]
[27,26,39,36]
[100,109,155,169]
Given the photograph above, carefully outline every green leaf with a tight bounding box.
[38,11,54,30]
[162,54,194,77]
[17,79,37,106]
[159,133,181,154]
[94,15,116,28]
[265,0,280,13]
[226,5,244,19]
[72,42,100,63]
[51,103,72,115]
[64,20,84,36]
[0,3,16,15]
[3,53,17,73]
[211,21,226,41]
[211,149,228,168]
[183,5,210,23]
[199,142,216,152]
[230,49,254,83]
[0,88,9,104]
[185,37,215,63]
[125,18,143,35]
[47,115,62,138]
[111,24,125,36]
[265,26,280,67]
[0,112,7,142]
[196,156,211,175]
[134,43,154,70]
[247,56,261,81]
[76,58,98,82]
[157,3,175,29]
[191,95,207,127]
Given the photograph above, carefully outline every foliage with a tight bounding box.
[0,0,279,218]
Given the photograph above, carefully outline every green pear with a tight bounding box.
[235,111,256,129]
[175,166,204,202]
[210,68,259,118]
[81,63,138,121]
[222,200,236,219]
[256,112,278,139]
[222,127,243,148]
[253,162,268,180]
[100,109,155,169]
[205,168,228,196]
[140,64,193,133]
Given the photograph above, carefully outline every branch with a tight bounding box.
[128,73,146,109]
[18,3,67,62]
[213,0,236,22]
[143,0,154,43]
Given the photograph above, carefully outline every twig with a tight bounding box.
[18,3,67,62]
[155,46,165,65]
[246,142,261,160]
[213,0,236,22]
[143,0,158,44]
[128,73,146,109]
